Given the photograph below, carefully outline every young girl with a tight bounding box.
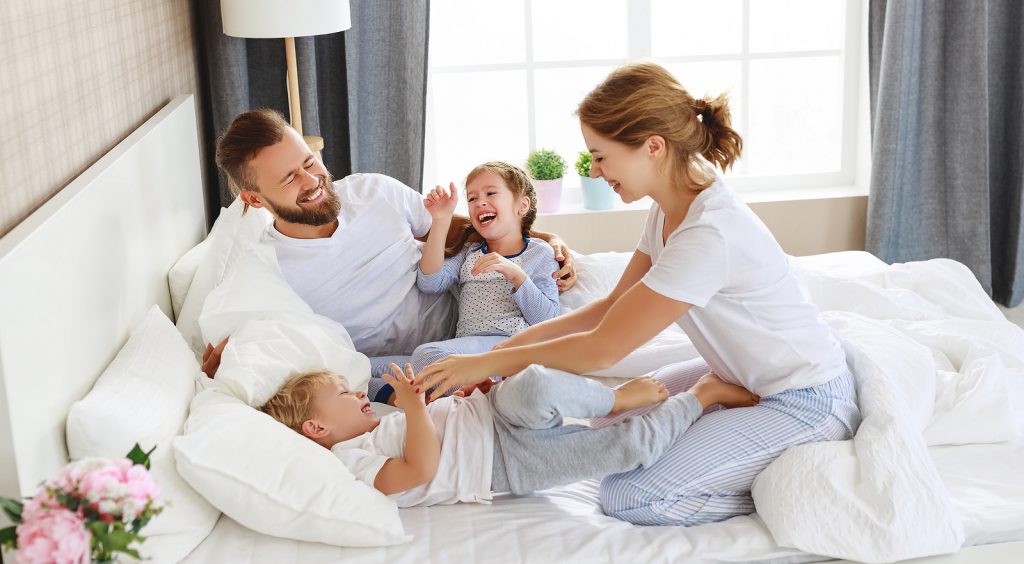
[417,63,860,526]
[412,162,561,377]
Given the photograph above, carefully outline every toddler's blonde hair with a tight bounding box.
[261,370,344,433]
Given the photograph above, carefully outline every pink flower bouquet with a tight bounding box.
[0,444,164,563]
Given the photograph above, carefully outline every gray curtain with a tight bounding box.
[193,0,430,222]
[867,0,1024,307]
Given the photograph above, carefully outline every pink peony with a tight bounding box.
[16,508,91,564]
[76,458,159,522]
[20,488,60,522]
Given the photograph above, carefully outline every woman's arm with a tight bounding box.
[418,280,691,399]
[498,250,653,348]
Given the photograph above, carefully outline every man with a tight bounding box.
[207,109,577,402]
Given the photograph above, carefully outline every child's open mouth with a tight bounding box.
[476,212,497,226]
[361,403,374,415]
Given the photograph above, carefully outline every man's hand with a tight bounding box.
[423,183,459,221]
[382,363,426,411]
[201,337,229,379]
[471,253,527,288]
[549,241,577,292]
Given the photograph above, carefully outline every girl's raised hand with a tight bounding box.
[423,182,459,220]
[471,253,527,288]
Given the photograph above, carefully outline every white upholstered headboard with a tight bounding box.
[0,95,206,500]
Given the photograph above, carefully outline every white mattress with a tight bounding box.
[181,250,1024,563]
[182,438,1024,563]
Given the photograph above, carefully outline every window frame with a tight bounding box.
[423,0,864,194]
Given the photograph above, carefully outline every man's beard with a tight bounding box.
[265,173,341,227]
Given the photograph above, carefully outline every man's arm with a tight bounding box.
[529,229,577,291]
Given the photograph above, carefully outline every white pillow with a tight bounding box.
[168,237,211,320]
[65,305,220,562]
[174,386,409,547]
[176,198,273,354]
[67,305,201,458]
[558,251,631,312]
[197,244,370,404]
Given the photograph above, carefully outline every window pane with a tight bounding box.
[746,56,843,175]
[425,71,530,190]
[532,0,627,62]
[430,0,526,66]
[533,66,617,174]
[652,0,742,57]
[661,61,745,175]
[749,0,844,53]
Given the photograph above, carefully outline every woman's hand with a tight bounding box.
[472,253,527,288]
[416,354,495,402]
[381,363,426,411]
[423,183,459,221]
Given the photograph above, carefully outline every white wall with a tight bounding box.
[534,193,867,256]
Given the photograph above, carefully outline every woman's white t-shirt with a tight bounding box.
[638,179,847,396]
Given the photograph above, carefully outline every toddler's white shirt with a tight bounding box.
[332,392,494,508]
[638,178,848,396]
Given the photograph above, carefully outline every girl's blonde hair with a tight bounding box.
[260,370,344,434]
[576,62,743,190]
[445,161,538,257]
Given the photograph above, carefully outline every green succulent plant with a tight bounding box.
[525,149,566,181]
[575,151,592,177]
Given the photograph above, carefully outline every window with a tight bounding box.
[423,0,863,198]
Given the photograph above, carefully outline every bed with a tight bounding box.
[1,96,1023,563]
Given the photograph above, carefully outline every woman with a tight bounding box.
[418,62,860,526]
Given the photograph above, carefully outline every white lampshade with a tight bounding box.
[221,0,351,38]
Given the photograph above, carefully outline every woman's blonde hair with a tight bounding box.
[260,370,344,434]
[445,161,538,257]
[576,62,743,190]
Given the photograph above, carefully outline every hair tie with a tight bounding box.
[693,99,712,124]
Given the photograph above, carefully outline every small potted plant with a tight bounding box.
[575,151,616,210]
[526,149,567,213]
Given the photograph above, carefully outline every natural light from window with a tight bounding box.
[423,0,862,206]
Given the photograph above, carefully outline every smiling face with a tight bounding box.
[465,169,530,241]
[243,128,340,227]
[580,122,664,204]
[307,377,380,447]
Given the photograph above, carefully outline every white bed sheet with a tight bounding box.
[180,250,1024,563]
[182,439,1024,564]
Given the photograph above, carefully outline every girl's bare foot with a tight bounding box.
[611,377,668,414]
[690,373,760,410]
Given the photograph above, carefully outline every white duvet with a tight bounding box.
[753,254,1024,562]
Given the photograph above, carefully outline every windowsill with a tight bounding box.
[538,182,869,217]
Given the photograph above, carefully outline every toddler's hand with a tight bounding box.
[423,183,458,221]
[382,363,426,411]
[472,253,527,288]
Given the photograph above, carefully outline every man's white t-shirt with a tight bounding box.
[331,392,494,508]
[638,179,847,397]
[263,174,455,356]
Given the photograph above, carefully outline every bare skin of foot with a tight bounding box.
[611,377,669,414]
[689,373,760,410]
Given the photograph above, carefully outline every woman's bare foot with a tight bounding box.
[611,377,668,414]
[689,373,760,410]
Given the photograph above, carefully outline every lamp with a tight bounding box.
[220,0,352,155]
